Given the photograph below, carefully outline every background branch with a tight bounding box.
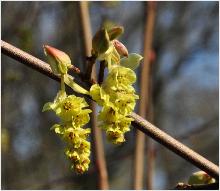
[134,2,157,189]
[1,40,219,180]
[78,2,109,189]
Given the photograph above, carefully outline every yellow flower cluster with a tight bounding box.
[43,90,92,173]
[90,66,139,144]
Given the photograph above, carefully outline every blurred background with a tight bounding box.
[1,1,219,189]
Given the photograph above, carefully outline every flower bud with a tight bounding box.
[112,40,128,57]
[92,29,110,56]
[43,45,71,75]
[107,26,124,40]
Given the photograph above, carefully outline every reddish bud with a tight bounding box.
[44,45,71,65]
[43,45,71,74]
[112,40,128,57]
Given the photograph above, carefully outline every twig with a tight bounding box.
[98,60,106,85]
[134,1,157,189]
[85,55,97,82]
[78,2,109,190]
[175,182,219,190]
[1,40,219,180]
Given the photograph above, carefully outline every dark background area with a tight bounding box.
[1,1,219,189]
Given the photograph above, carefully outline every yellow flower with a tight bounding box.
[105,66,136,87]
[89,84,110,106]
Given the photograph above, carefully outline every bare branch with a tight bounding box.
[1,40,219,180]
[131,112,219,179]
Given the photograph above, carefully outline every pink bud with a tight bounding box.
[43,45,71,66]
[43,45,71,75]
[112,40,128,57]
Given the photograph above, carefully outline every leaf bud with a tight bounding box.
[92,28,110,56]
[188,171,216,185]
[107,26,124,40]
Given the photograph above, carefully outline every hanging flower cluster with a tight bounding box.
[43,45,91,173]
[90,66,139,144]
[89,27,142,144]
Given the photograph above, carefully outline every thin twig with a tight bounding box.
[134,1,157,189]
[98,60,106,85]
[78,2,109,190]
[85,55,97,81]
[1,40,219,180]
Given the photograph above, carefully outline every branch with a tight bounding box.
[130,112,219,179]
[1,40,219,180]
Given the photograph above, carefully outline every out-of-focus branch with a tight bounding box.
[78,2,109,190]
[1,40,219,180]
[144,2,157,190]
[134,1,156,189]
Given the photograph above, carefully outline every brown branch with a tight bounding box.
[1,40,219,180]
[175,182,219,190]
[1,40,94,88]
[131,112,219,179]
[134,1,157,189]
[78,2,109,190]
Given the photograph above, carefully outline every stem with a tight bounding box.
[1,40,219,180]
[60,74,65,92]
[85,55,97,81]
[98,60,106,84]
